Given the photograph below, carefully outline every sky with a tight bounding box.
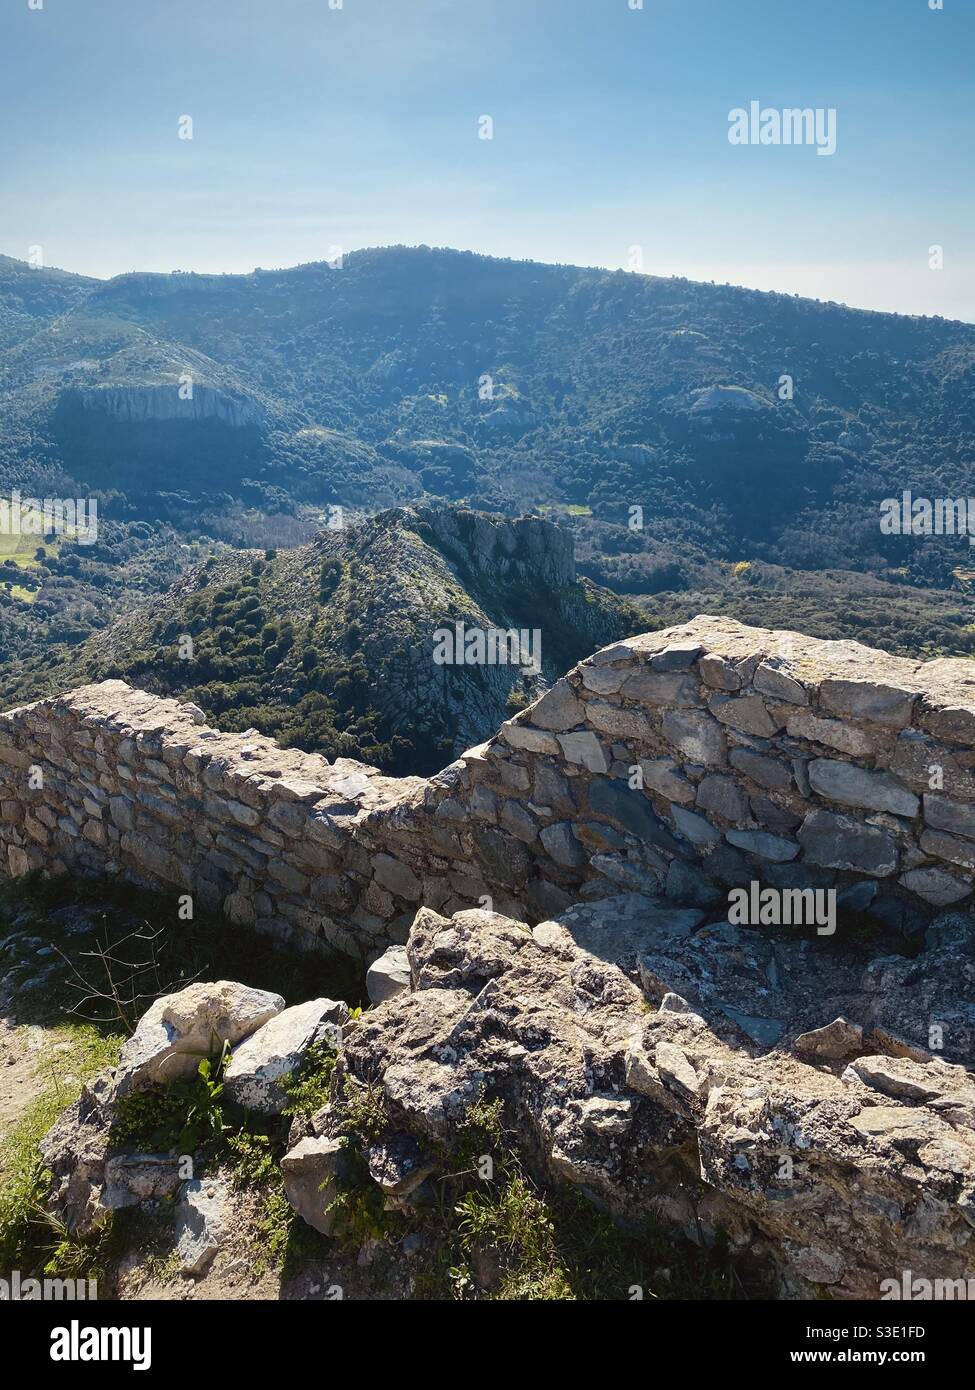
[1,0,973,320]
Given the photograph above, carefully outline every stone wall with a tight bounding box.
[1,617,972,958]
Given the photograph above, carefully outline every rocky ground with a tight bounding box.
[19,884,975,1302]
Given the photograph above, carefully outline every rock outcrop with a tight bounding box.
[338,898,975,1299]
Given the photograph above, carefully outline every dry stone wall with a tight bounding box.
[1,617,973,957]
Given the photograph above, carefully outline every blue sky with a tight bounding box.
[1,0,972,319]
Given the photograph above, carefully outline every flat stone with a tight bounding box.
[794,1017,864,1060]
[819,679,916,730]
[785,711,875,758]
[373,853,422,901]
[728,748,793,791]
[223,998,349,1113]
[654,1040,701,1098]
[889,730,975,799]
[708,694,780,738]
[557,731,608,774]
[753,661,808,705]
[672,805,721,846]
[649,642,703,672]
[808,760,918,818]
[919,829,975,872]
[366,1133,437,1196]
[698,654,740,691]
[499,799,538,844]
[587,778,683,854]
[280,1136,348,1235]
[797,809,898,877]
[619,671,703,707]
[726,828,799,862]
[580,665,628,695]
[173,1177,229,1276]
[720,1004,786,1049]
[923,794,975,841]
[917,701,975,746]
[844,1057,952,1104]
[849,1106,944,1143]
[500,722,560,755]
[665,859,723,908]
[695,775,749,822]
[526,679,584,733]
[662,709,726,767]
[585,701,656,743]
[539,821,587,868]
[899,867,971,907]
[639,758,695,804]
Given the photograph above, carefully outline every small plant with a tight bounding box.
[282,1040,337,1119]
[111,1045,231,1154]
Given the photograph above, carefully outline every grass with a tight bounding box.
[0,871,365,1286]
[0,1024,123,1277]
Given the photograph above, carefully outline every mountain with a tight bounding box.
[0,245,973,678]
[19,505,635,775]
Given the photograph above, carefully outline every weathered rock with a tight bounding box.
[696,774,749,822]
[101,1153,182,1210]
[365,1132,437,1197]
[808,760,918,818]
[556,730,608,773]
[339,897,975,1299]
[280,1136,349,1234]
[366,944,411,1004]
[661,708,726,766]
[173,1176,230,1275]
[223,998,350,1114]
[115,981,285,1095]
[797,809,898,876]
[725,828,799,862]
[709,693,780,738]
[899,867,971,907]
[793,1017,864,1060]
[526,679,585,732]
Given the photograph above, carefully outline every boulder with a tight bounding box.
[223,997,349,1114]
[366,944,411,1005]
[280,1136,349,1234]
[115,980,285,1096]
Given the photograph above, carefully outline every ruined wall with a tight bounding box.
[1,617,972,958]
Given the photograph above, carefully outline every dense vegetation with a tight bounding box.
[0,245,972,734]
[9,507,635,776]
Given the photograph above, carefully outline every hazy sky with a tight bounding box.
[2,0,972,320]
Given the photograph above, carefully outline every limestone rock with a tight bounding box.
[173,1176,230,1276]
[223,997,350,1114]
[793,1017,864,1060]
[115,981,285,1096]
[281,1136,349,1234]
[366,944,411,1005]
